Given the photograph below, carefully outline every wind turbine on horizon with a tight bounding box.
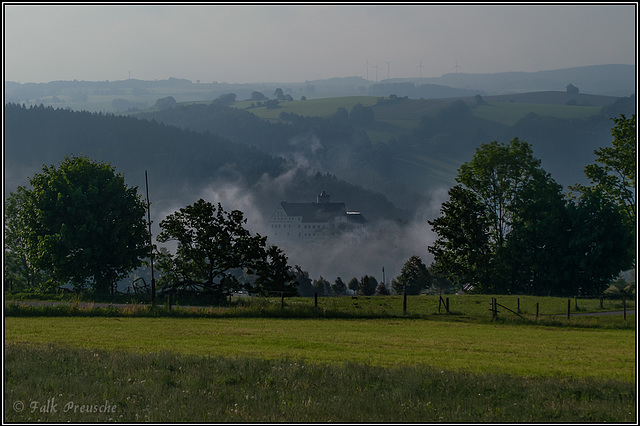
[452,60,462,74]
[384,60,392,80]
[364,58,371,81]
[417,60,425,78]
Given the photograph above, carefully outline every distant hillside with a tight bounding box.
[4,64,634,113]
[134,90,634,202]
[3,104,408,228]
[428,64,636,97]
[478,91,620,106]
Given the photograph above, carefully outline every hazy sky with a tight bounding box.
[3,3,636,84]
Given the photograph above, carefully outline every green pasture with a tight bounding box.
[233,96,602,130]
[4,294,636,422]
[4,315,635,382]
[233,96,378,121]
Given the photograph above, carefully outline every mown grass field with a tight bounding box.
[4,316,635,381]
[4,295,636,422]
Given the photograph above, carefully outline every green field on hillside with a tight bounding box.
[233,96,378,121]
[232,96,603,129]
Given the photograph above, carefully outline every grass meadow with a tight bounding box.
[5,343,635,423]
[4,295,636,422]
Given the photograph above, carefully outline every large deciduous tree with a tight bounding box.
[156,199,296,297]
[4,186,50,291]
[430,138,555,293]
[572,114,636,240]
[456,138,548,250]
[6,155,149,293]
[428,135,634,296]
[428,185,492,292]
[499,174,569,295]
[589,115,635,219]
[564,188,634,295]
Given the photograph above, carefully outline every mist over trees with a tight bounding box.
[3,103,405,224]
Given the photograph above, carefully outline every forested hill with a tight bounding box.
[132,103,421,209]
[4,103,408,227]
[132,93,635,204]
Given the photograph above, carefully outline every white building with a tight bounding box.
[268,191,367,243]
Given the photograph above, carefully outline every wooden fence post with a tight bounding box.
[445,297,450,313]
[567,298,571,319]
[314,292,318,308]
[535,302,539,320]
[281,292,284,310]
[403,291,407,314]
[517,298,520,314]
[600,297,604,309]
[491,298,497,321]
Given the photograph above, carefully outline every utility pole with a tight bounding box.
[145,170,156,307]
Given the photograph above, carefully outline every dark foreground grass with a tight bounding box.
[4,343,635,423]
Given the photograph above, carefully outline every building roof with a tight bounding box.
[346,211,367,224]
[280,201,347,223]
[273,190,367,225]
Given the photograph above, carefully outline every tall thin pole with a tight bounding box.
[365,58,370,81]
[145,170,156,307]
